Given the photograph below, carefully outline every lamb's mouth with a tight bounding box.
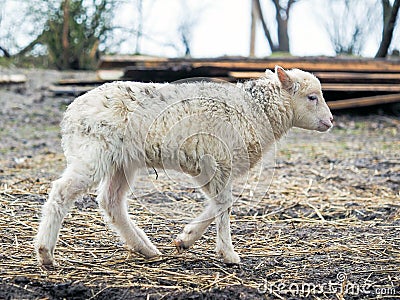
[318,120,332,131]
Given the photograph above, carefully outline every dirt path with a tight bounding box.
[0,69,399,299]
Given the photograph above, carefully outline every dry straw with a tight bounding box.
[0,117,399,297]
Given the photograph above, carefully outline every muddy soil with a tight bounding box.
[0,68,399,299]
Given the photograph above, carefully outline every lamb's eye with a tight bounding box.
[308,95,318,102]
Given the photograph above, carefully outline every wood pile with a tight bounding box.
[0,74,27,84]
[52,55,400,110]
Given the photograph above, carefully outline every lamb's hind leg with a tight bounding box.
[98,168,161,258]
[35,165,91,266]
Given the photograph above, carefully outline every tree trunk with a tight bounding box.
[62,0,70,69]
[382,0,392,25]
[250,0,257,57]
[272,0,294,52]
[376,0,400,57]
[277,17,290,52]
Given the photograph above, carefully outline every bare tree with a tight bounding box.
[135,0,143,54]
[176,1,203,57]
[62,0,70,69]
[323,0,377,55]
[0,15,11,57]
[158,1,207,57]
[253,0,299,53]
[250,0,257,56]
[14,0,118,69]
[376,0,400,57]
[178,23,192,57]
[130,0,161,55]
[0,46,10,57]
[0,0,11,57]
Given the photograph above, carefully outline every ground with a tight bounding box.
[0,69,399,299]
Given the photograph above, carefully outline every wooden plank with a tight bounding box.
[116,57,400,72]
[191,60,400,73]
[327,93,400,110]
[122,66,230,82]
[228,71,400,84]
[98,55,168,69]
[322,83,400,92]
[228,72,400,92]
[48,85,94,96]
[315,72,400,82]
[228,71,264,79]
[57,78,106,85]
[97,69,124,81]
[0,74,27,84]
[98,56,400,73]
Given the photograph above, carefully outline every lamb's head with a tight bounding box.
[275,66,333,132]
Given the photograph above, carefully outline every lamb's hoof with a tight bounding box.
[37,247,55,267]
[137,246,162,259]
[174,239,189,253]
[217,249,241,265]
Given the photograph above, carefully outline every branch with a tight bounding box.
[287,0,298,10]
[0,46,10,57]
[15,32,46,57]
[271,0,281,11]
[255,0,277,52]
[286,0,298,17]
[376,0,400,57]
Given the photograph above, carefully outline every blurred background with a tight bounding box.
[0,0,399,70]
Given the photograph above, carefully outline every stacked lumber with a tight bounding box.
[97,55,400,110]
[0,74,27,84]
[52,56,400,110]
[97,55,400,73]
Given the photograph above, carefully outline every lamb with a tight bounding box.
[35,66,333,266]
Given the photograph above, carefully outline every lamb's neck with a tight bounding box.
[240,80,294,143]
[264,95,294,142]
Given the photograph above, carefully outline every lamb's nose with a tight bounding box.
[330,116,334,122]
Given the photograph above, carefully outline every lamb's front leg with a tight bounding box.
[215,206,240,264]
[205,179,240,264]
[175,176,240,264]
[174,203,216,251]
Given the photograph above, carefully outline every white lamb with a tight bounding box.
[35,66,333,266]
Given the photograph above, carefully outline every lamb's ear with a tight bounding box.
[275,66,296,93]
